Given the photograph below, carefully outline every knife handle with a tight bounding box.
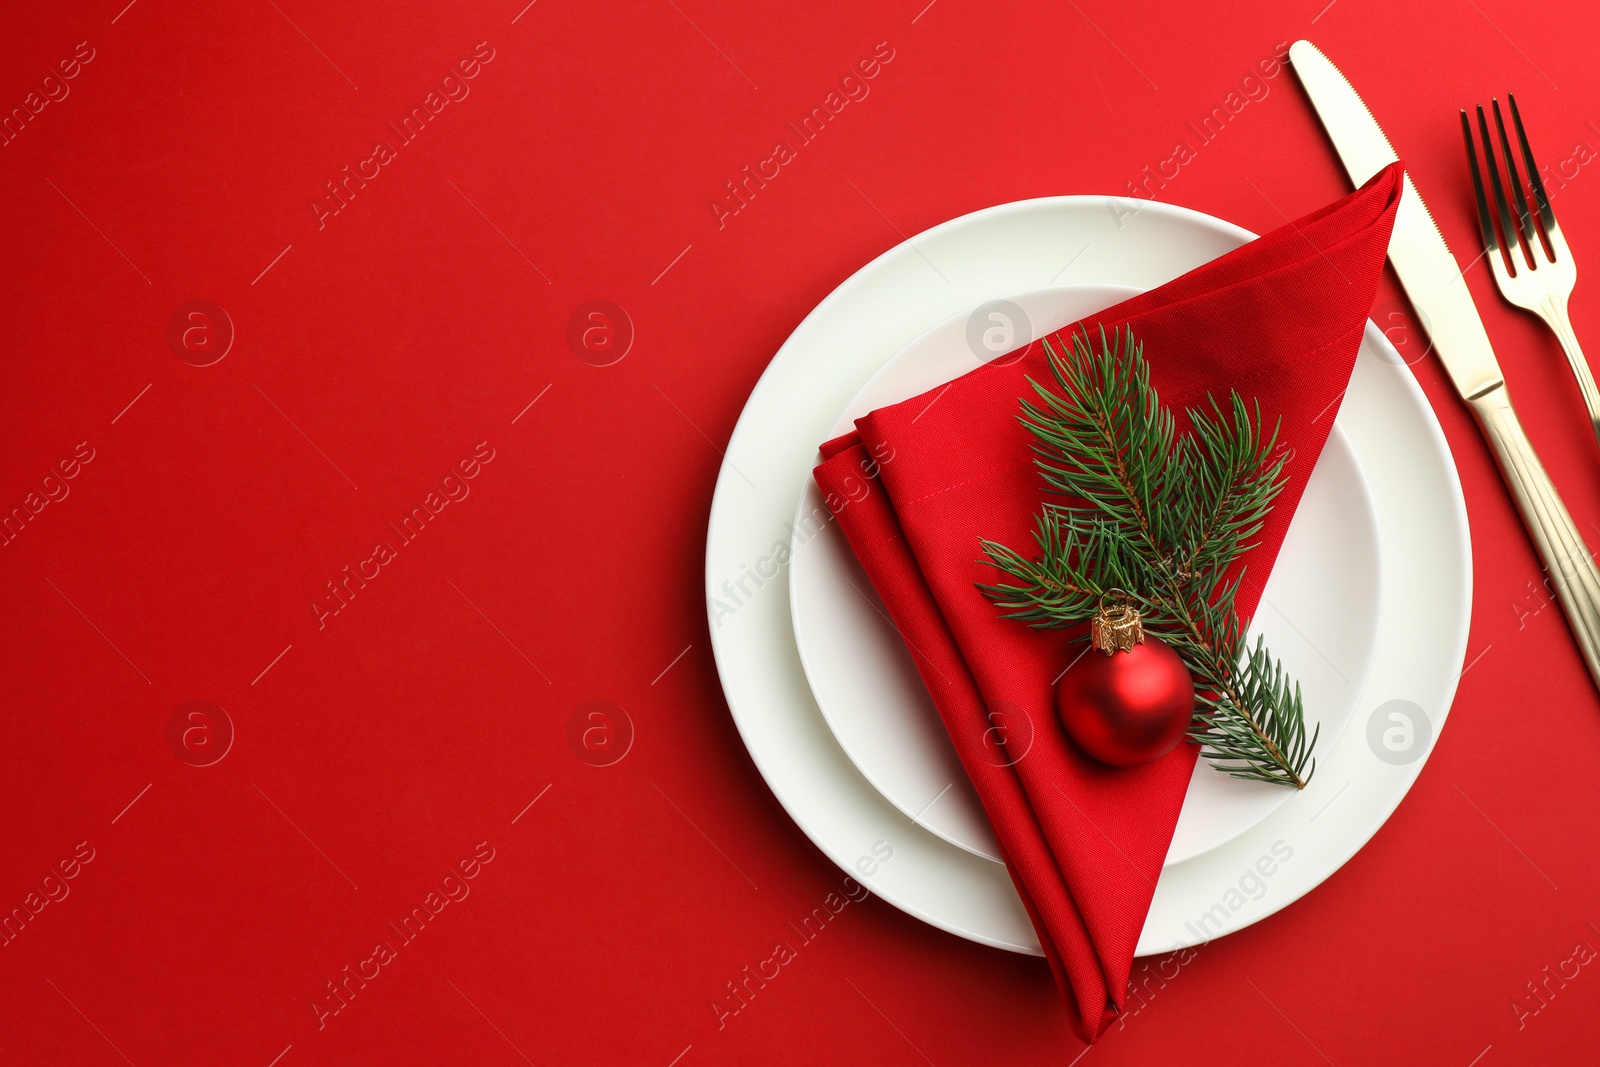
[1470,383,1600,689]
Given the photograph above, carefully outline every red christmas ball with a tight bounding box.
[1056,603,1194,767]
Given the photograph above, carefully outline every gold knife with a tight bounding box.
[1291,39,1600,691]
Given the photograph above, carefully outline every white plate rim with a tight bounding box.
[705,193,1472,956]
[784,281,1385,866]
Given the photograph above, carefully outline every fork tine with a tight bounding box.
[1493,98,1538,263]
[1478,104,1522,271]
[1508,93,1558,237]
[1462,108,1501,260]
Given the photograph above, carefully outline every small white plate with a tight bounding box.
[788,283,1382,867]
[705,193,1470,955]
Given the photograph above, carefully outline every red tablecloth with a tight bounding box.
[2,2,1598,1064]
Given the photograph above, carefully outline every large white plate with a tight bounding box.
[705,195,1470,955]
[788,283,1382,867]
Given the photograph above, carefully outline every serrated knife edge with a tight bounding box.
[1290,39,1503,399]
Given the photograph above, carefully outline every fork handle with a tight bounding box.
[1537,294,1600,452]
[1471,382,1600,690]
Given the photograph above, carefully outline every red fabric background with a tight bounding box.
[1,2,1597,1064]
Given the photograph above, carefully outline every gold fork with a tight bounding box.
[1461,95,1600,451]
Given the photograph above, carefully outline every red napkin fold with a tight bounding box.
[813,163,1404,1043]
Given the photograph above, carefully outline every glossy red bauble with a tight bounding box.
[1056,633,1194,768]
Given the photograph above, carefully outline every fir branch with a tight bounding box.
[980,328,1316,788]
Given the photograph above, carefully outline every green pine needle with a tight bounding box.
[978,327,1316,788]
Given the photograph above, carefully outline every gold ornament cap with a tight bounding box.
[1090,590,1145,655]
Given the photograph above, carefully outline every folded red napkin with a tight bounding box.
[813,163,1404,1043]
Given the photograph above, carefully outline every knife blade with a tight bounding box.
[1291,38,1600,692]
[1289,39,1501,400]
